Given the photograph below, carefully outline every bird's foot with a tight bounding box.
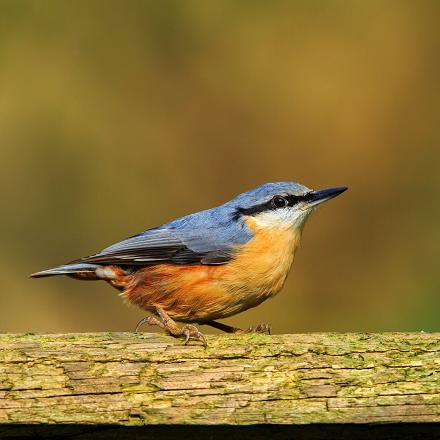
[135,310,207,348]
[240,323,272,335]
[204,320,271,335]
[170,323,207,347]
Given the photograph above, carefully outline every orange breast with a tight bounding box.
[123,218,303,322]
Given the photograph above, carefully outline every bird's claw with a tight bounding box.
[134,313,207,347]
[134,316,155,333]
[242,323,272,335]
[182,324,207,348]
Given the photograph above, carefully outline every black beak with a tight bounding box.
[306,186,348,207]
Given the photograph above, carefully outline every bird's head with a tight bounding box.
[231,182,347,232]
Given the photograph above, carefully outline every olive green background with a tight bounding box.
[1,1,439,334]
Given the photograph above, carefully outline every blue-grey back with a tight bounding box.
[145,181,309,252]
[75,182,310,266]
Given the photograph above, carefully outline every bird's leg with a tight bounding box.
[205,320,241,333]
[135,306,207,347]
[206,320,272,335]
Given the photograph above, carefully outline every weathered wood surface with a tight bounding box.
[0,332,439,426]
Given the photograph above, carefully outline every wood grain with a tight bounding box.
[0,332,439,426]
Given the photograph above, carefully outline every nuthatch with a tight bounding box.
[32,182,347,346]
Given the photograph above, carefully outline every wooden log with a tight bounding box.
[0,332,439,437]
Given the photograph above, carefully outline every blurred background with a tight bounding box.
[1,0,439,334]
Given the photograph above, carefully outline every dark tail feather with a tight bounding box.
[30,263,100,278]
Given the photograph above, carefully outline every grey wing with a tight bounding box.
[71,227,234,266]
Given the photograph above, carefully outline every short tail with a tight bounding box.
[30,263,100,278]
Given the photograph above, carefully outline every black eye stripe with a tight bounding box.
[236,193,309,217]
[285,195,300,206]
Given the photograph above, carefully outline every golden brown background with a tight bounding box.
[1,1,439,334]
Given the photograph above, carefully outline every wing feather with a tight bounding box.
[71,204,254,267]
[72,227,232,266]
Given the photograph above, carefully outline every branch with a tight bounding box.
[0,332,439,426]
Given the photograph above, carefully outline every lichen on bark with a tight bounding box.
[0,332,439,425]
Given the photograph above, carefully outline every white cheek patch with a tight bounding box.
[252,207,313,230]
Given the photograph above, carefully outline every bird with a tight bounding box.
[31,182,347,346]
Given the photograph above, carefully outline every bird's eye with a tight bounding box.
[272,196,288,208]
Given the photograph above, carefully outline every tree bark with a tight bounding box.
[0,332,439,426]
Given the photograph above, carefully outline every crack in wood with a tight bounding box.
[0,332,439,425]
